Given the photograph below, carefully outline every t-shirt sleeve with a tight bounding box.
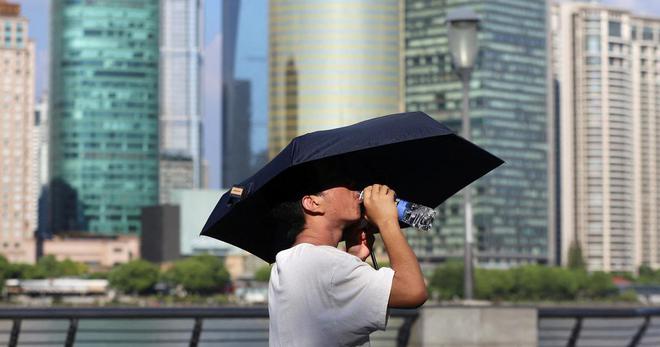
[330,254,395,334]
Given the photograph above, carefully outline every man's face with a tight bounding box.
[319,186,362,224]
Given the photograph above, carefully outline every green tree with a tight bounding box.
[429,261,463,299]
[584,271,617,299]
[31,255,59,278]
[108,260,159,295]
[539,267,580,301]
[6,263,35,279]
[57,259,88,277]
[22,256,89,279]
[511,265,546,300]
[636,265,660,285]
[639,264,654,277]
[475,268,513,301]
[165,255,230,295]
[254,265,272,283]
[0,255,9,292]
[567,241,586,271]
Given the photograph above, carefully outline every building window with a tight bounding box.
[586,35,600,53]
[643,27,653,41]
[608,21,621,37]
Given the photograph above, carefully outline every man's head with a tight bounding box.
[300,187,362,225]
[270,186,362,247]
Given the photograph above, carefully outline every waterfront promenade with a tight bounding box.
[0,305,659,346]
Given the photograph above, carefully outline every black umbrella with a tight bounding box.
[201,111,503,263]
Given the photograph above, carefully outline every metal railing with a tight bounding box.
[538,307,660,347]
[0,307,419,347]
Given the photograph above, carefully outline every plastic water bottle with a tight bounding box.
[358,191,437,231]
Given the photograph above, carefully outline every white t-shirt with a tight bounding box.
[268,243,395,347]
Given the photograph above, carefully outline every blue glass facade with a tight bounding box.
[405,0,550,266]
[49,0,159,235]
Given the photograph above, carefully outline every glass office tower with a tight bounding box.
[49,0,159,235]
[269,0,403,158]
[405,0,551,267]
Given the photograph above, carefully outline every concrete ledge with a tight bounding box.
[408,306,537,347]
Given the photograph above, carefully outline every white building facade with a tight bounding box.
[159,0,204,196]
[0,1,36,263]
[553,2,660,272]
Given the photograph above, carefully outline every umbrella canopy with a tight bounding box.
[201,111,503,263]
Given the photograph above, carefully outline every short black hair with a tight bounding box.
[269,198,306,247]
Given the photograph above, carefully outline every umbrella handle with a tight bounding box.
[370,252,379,270]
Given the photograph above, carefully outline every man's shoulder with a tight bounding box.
[276,243,356,265]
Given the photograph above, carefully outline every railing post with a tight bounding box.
[9,318,21,347]
[189,317,203,347]
[567,316,582,347]
[65,318,78,347]
[397,313,419,347]
[628,315,650,347]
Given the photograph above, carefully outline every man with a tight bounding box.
[268,183,428,346]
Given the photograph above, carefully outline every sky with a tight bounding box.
[12,0,660,189]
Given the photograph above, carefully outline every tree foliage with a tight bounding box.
[164,255,231,295]
[567,241,587,271]
[6,256,89,279]
[254,265,272,283]
[108,260,159,295]
[428,262,621,302]
[429,261,463,300]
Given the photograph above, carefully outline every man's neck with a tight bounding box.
[294,233,337,247]
[293,218,344,247]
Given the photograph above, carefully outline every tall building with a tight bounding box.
[49,0,159,235]
[159,153,193,204]
[222,0,269,187]
[0,0,37,263]
[405,0,552,267]
[35,93,50,241]
[553,2,660,272]
[268,0,403,158]
[159,0,203,198]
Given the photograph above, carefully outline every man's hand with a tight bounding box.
[344,221,376,261]
[362,184,398,228]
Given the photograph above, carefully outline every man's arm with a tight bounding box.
[362,184,428,308]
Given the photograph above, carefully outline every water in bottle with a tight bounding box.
[396,199,437,231]
[358,191,436,231]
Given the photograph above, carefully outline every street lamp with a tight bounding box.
[447,7,480,301]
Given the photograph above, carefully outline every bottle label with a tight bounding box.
[396,199,408,220]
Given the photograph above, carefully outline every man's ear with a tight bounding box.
[301,195,322,213]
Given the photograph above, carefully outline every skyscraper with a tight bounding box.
[405,0,552,267]
[221,0,269,188]
[553,2,660,272]
[159,0,203,200]
[49,0,159,235]
[0,0,37,263]
[268,0,403,158]
[35,93,49,242]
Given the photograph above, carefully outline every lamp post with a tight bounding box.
[447,7,480,301]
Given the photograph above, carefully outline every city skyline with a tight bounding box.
[13,0,660,190]
[4,0,660,268]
